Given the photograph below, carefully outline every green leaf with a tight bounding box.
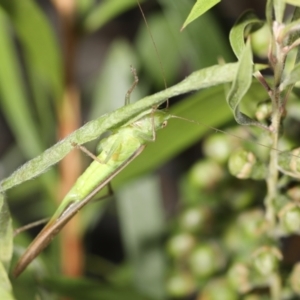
[0,8,57,196]
[181,0,221,31]
[0,0,63,101]
[289,7,300,65]
[0,193,15,300]
[226,40,266,128]
[280,63,300,89]
[0,194,13,270]
[0,262,15,300]
[0,9,44,158]
[266,0,274,28]
[82,0,144,33]
[285,0,300,6]
[274,0,286,23]
[25,57,56,144]
[229,10,264,60]
[280,19,300,43]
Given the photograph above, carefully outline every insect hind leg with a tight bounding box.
[91,182,114,203]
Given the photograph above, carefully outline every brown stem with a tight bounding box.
[51,0,83,277]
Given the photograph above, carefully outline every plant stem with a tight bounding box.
[265,24,286,299]
[269,272,282,300]
[265,108,281,228]
[265,22,286,230]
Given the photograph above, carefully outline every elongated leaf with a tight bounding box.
[277,7,300,102]
[0,193,14,300]
[280,63,300,89]
[181,0,220,30]
[0,262,15,300]
[0,0,63,100]
[285,0,300,6]
[0,194,13,270]
[0,9,44,158]
[274,0,285,23]
[25,58,56,144]
[226,40,266,128]
[281,19,300,42]
[82,0,144,33]
[289,7,300,64]
[266,0,274,28]
[0,8,57,197]
[229,10,264,60]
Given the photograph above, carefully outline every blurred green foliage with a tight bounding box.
[2,0,300,300]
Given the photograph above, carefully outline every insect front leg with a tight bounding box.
[125,65,139,105]
[71,142,104,164]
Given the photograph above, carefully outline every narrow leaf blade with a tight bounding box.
[181,0,220,31]
[229,10,264,60]
[226,40,266,128]
[0,194,13,270]
[0,9,44,158]
[274,0,286,23]
[285,0,300,6]
[280,63,300,89]
[0,0,63,100]
[82,0,144,33]
[0,193,14,300]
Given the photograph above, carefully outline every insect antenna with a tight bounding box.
[169,114,300,160]
[136,0,169,109]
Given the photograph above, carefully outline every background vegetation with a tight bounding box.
[1,0,300,299]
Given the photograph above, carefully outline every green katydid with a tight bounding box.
[12,65,178,277]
